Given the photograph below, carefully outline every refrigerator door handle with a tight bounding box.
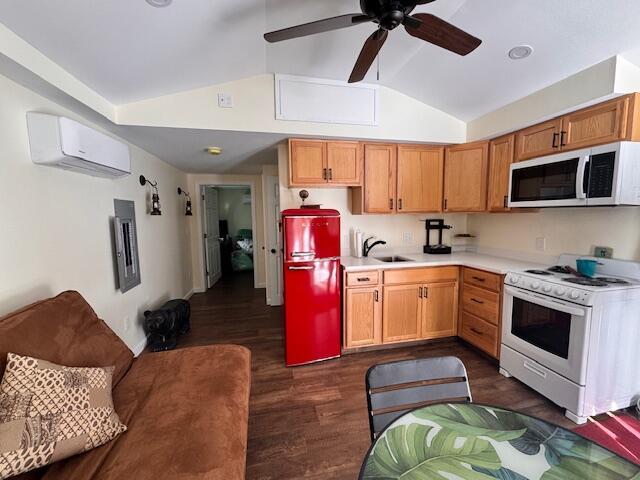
[291,251,316,258]
[288,266,314,271]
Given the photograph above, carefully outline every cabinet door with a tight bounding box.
[444,142,489,212]
[561,97,629,150]
[515,118,562,161]
[345,287,382,347]
[422,282,458,339]
[487,134,515,212]
[326,142,361,185]
[383,284,421,343]
[289,139,327,186]
[363,144,397,214]
[397,145,444,213]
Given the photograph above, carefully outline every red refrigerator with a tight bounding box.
[282,209,341,367]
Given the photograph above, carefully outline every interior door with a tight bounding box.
[397,145,444,212]
[203,187,222,288]
[265,175,282,306]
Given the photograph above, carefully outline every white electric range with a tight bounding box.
[500,254,640,424]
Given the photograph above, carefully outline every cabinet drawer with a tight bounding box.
[460,311,499,358]
[346,270,380,287]
[384,266,458,285]
[461,284,500,325]
[463,268,502,292]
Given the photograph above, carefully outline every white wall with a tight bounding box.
[468,209,640,262]
[117,75,466,145]
[276,144,468,256]
[0,73,193,351]
[216,187,253,238]
[187,174,266,292]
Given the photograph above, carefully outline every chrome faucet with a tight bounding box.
[363,237,386,257]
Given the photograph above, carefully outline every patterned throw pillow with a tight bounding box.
[0,353,127,479]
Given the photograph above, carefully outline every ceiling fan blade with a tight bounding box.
[415,0,437,4]
[348,29,388,83]
[404,13,482,56]
[264,13,371,43]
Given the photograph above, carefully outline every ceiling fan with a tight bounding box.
[264,0,482,83]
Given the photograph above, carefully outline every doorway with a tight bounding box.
[264,175,282,306]
[201,184,257,289]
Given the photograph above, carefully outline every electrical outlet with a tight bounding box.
[402,232,413,245]
[594,246,613,259]
[535,237,546,251]
[217,93,234,108]
[123,316,130,332]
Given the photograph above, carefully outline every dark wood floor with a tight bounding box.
[182,272,574,480]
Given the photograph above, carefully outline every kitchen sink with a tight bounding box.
[374,256,414,263]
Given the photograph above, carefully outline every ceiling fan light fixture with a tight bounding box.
[508,45,533,60]
[145,0,172,8]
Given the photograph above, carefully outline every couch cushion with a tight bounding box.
[42,345,251,480]
[0,292,134,387]
[0,354,127,479]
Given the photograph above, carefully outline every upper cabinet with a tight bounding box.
[352,143,444,215]
[289,139,361,187]
[514,95,639,162]
[561,96,629,150]
[396,145,444,213]
[487,134,515,212]
[515,118,563,162]
[444,141,489,212]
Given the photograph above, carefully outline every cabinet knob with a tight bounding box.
[560,131,567,147]
[389,199,394,210]
[552,132,560,148]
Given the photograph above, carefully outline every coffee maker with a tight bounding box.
[423,219,452,255]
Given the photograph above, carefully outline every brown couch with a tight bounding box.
[0,291,251,480]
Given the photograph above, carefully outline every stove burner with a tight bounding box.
[563,277,609,287]
[596,277,631,285]
[548,266,573,274]
[525,269,553,276]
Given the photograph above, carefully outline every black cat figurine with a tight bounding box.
[143,299,191,352]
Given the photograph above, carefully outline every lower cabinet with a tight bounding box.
[344,287,382,348]
[382,284,422,343]
[422,281,458,339]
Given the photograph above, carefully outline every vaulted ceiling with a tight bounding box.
[2,0,640,122]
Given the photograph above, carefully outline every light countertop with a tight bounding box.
[340,251,547,275]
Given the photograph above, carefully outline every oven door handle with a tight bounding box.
[504,286,586,316]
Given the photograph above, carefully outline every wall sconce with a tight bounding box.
[139,175,162,215]
[177,188,193,216]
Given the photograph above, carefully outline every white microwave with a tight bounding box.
[508,141,640,208]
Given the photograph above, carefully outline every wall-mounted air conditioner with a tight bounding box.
[26,112,131,178]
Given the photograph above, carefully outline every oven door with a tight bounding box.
[508,150,590,208]
[502,286,590,385]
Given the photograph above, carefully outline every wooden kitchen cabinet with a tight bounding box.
[487,134,515,212]
[382,284,422,343]
[444,141,489,212]
[459,267,503,359]
[561,97,630,150]
[352,143,397,214]
[289,139,361,187]
[326,141,362,185]
[344,286,382,348]
[515,118,562,162]
[396,145,444,213]
[422,281,458,339]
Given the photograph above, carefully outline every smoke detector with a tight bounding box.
[508,45,533,60]
[146,0,172,7]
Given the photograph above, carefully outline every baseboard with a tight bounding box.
[132,337,147,357]
[255,282,266,288]
[183,289,195,300]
